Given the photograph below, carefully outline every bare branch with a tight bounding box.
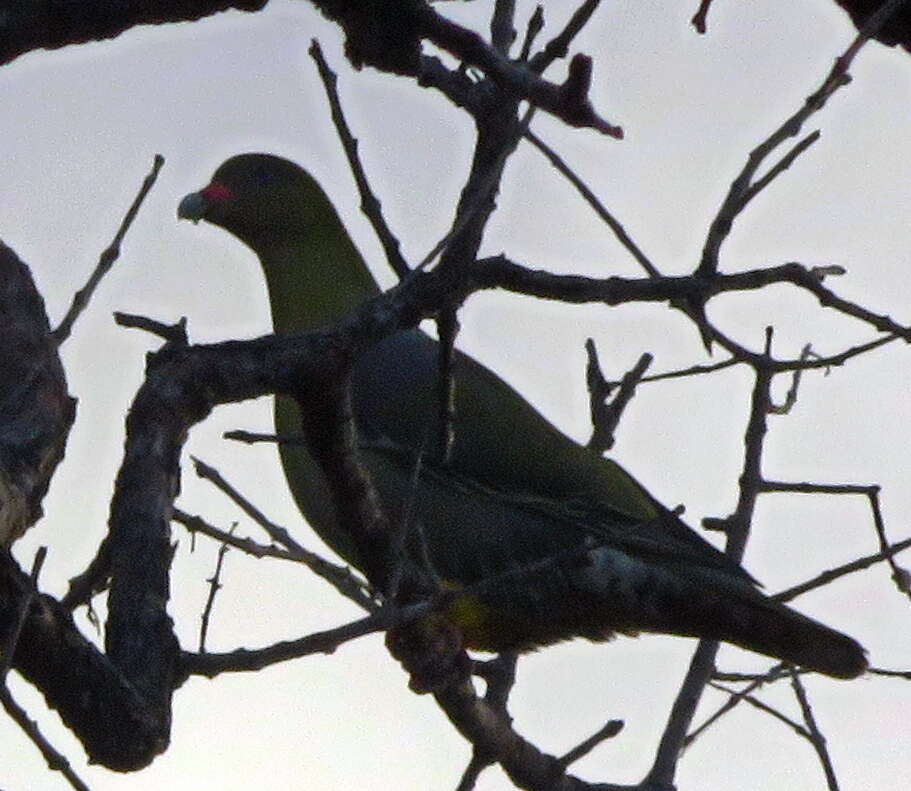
[180,602,423,679]
[468,257,911,345]
[691,0,715,33]
[189,457,378,611]
[0,687,92,791]
[0,549,91,790]
[774,535,911,602]
[558,719,624,768]
[698,0,911,279]
[416,5,622,137]
[790,670,841,790]
[740,131,821,208]
[490,0,517,54]
[523,129,660,277]
[768,344,815,414]
[686,664,787,747]
[309,40,410,279]
[648,352,775,787]
[174,507,305,561]
[53,155,164,344]
[586,343,653,453]
[708,680,810,739]
[198,526,234,653]
[528,0,602,74]
[866,487,911,600]
[456,652,518,791]
[0,1,266,66]
[114,312,188,345]
[519,6,545,62]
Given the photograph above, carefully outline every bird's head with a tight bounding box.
[178,153,336,250]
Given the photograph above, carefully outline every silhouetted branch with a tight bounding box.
[524,129,660,277]
[189,457,377,611]
[309,40,410,279]
[198,526,234,652]
[0,244,75,545]
[54,155,164,344]
[790,670,840,790]
[0,1,266,66]
[774,535,911,602]
[558,718,624,768]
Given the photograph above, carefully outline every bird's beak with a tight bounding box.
[177,190,208,224]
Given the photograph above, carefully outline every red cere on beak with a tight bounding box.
[200,181,235,203]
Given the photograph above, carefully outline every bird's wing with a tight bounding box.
[351,329,753,582]
[362,441,754,588]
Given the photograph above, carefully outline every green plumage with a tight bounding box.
[179,153,867,678]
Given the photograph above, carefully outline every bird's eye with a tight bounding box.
[253,165,277,185]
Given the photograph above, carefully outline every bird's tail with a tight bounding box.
[659,583,868,679]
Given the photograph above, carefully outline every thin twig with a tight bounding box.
[53,154,164,344]
[468,256,911,348]
[309,40,410,279]
[518,6,544,62]
[708,680,809,738]
[415,106,537,272]
[698,2,907,278]
[0,550,89,791]
[114,311,188,344]
[586,345,652,453]
[691,0,714,33]
[740,131,821,208]
[866,487,911,600]
[0,688,92,791]
[558,719,624,767]
[190,456,378,612]
[199,525,235,653]
[760,481,878,495]
[790,670,841,791]
[386,448,427,602]
[181,601,427,678]
[686,664,787,747]
[174,507,312,562]
[868,666,911,679]
[648,350,775,786]
[416,2,622,136]
[223,429,305,446]
[524,129,660,278]
[528,0,602,74]
[774,535,911,602]
[768,344,815,414]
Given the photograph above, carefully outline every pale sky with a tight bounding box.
[1,1,909,789]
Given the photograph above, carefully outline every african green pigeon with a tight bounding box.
[178,153,866,679]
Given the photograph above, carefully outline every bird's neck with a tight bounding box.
[257,228,381,334]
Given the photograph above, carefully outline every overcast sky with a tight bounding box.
[1,1,909,789]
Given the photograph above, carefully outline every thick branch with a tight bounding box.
[470,256,911,347]
[0,0,266,66]
[0,243,75,546]
[0,553,167,770]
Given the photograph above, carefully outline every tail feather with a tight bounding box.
[705,592,868,679]
[565,546,868,679]
[634,576,868,678]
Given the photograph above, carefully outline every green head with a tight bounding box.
[178,153,342,251]
[178,153,379,331]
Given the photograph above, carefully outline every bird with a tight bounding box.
[178,153,867,679]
